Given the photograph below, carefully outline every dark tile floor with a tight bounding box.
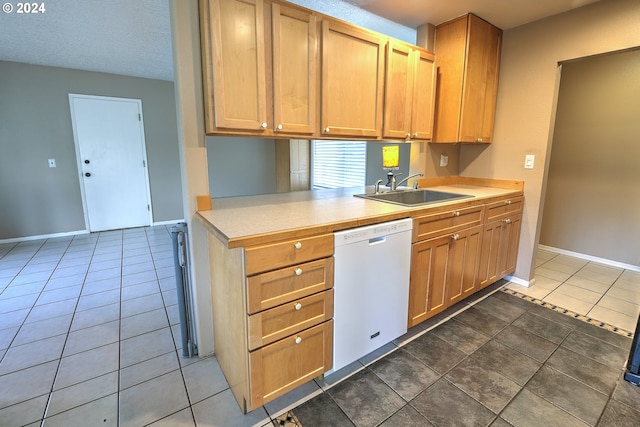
[285,291,640,427]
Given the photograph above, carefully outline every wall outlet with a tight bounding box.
[48,158,56,168]
[524,154,535,169]
[440,154,449,167]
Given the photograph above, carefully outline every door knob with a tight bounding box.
[85,172,91,177]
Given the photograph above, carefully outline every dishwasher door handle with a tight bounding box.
[368,236,387,245]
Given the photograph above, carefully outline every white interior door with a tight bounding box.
[69,94,152,232]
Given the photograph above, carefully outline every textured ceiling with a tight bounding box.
[0,0,599,82]
[0,0,174,81]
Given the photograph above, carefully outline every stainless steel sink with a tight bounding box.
[355,189,472,206]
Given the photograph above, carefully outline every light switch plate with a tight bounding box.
[524,154,535,169]
[48,158,56,168]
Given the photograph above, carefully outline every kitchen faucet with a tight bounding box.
[387,172,424,191]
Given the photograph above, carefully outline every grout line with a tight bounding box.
[501,288,633,338]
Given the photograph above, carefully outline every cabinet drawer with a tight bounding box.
[413,205,484,242]
[247,257,334,314]
[245,234,334,276]
[485,196,524,222]
[249,320,333,408]
[248,289,333,350]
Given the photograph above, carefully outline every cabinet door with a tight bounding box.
[459,14,502,143]
[432,15,467,143]
[477,218,504,289]
[446,225,482,305]
[408,235,451,327]
[383,41,414,139]
[410,48,436,140]
[201,0,268,132]
[478,214,522,289]
[321,19,384,138]
[272,3,317,135]
[500,214,522,278]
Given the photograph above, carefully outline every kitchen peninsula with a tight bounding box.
[197,177,524,412]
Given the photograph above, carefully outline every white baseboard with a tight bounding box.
[0,229,89,245]
[505,275,535,288]
[538,244,640,273]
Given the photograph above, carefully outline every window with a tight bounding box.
[311,140,367,189]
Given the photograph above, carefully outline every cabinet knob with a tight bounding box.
[324,127,330,133]
[261,122,268,129]
[294,302,302,311]
[406,133,411,138]
[503,218,512,224]
[295,268,302,276]
[453,211,460,217]
[412,133,419,138]
[295,336,302,344]
[506,200,512,205]
[276,124,283,131]
[451,233,460,241]
[293,242,302,250]
[476,137,483,142]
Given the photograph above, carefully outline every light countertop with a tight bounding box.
[196,178,524,248]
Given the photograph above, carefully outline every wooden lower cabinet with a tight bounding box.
[408,224,482,328]
[209,231,334,413]
[408,194,523,328]
[249,320,333,407]
[478,213,522,289]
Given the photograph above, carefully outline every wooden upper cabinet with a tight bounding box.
[383,42,436,141]
[321,19,385,138]
[433,14,502,143]
[200,0,268,133]
[200,0,317,136]
[271,3,317,135]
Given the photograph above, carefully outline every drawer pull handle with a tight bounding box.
[294,302,302,311]
[451,233,460,241]
[294,242,302,250]
[295,336,302,344]
[453,211,460,217]
[295,268,302,276]
[503,218,512,224]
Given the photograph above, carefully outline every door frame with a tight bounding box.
[69,93,153,232]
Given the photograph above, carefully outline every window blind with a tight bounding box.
[311,140,367,189]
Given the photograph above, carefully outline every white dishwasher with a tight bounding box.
[332,218,413,373]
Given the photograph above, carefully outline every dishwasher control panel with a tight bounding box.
[334,218,413,245]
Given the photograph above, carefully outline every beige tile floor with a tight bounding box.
[506,248,640,333]
[2,230,639,427]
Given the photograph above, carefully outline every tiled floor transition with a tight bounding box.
[1,228,639,426]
